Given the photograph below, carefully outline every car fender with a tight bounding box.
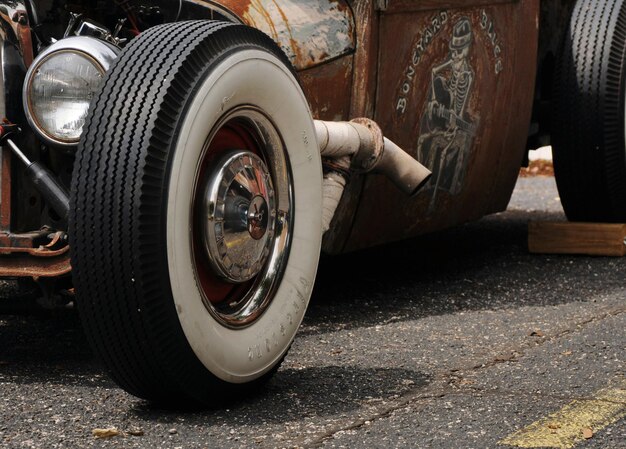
[182,0,356,70]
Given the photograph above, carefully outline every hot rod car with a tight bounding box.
[0,0,624,405]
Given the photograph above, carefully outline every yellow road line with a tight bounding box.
[499,379,626,448]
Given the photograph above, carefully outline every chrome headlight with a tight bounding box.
[23,36,119,148]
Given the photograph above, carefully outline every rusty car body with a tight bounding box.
[0,0,622,405]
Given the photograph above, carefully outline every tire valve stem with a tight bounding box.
[0,121,70,221]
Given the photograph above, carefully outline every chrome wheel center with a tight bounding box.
[201,150,276,283]
[192,108,294,328]
[247,195,269,240]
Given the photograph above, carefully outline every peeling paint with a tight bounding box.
[221,0,355,70]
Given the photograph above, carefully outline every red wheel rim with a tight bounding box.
[192,120,262,305]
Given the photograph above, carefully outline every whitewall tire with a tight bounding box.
[70,20,322,405]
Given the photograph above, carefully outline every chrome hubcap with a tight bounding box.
[201,150,276,283]
[247,195,269,240]
[191,108,293,328]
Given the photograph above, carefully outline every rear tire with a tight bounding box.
[552,0,626,221]
[70,21,322,405]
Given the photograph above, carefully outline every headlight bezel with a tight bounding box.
[23,36,119,149]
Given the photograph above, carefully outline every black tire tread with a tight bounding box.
[553,0,626,222]
[70,21,292,405]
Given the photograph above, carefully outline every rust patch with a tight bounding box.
[0,253,71,278]
[0,232,70,278]
[16,13,34,68]
[299,55,353,121]
[0,230,71,277]
[221,0,355,69]
[0,231,68,257]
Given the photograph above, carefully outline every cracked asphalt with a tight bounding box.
[1,176,625,448]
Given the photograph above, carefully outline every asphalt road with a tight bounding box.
[1,176,625,449]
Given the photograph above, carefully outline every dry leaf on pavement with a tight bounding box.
[92,427,121,439]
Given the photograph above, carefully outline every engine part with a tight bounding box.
[64,13,121,46]
[2,137,69,221]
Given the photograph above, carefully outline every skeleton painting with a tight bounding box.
[417,17,477,212]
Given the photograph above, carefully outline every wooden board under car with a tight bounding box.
[528,222,626,257]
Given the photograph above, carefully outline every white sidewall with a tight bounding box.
[166,49,322,383]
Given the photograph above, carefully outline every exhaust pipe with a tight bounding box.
[315,118,432,232]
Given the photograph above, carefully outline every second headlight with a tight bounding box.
[23,36,119,148]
